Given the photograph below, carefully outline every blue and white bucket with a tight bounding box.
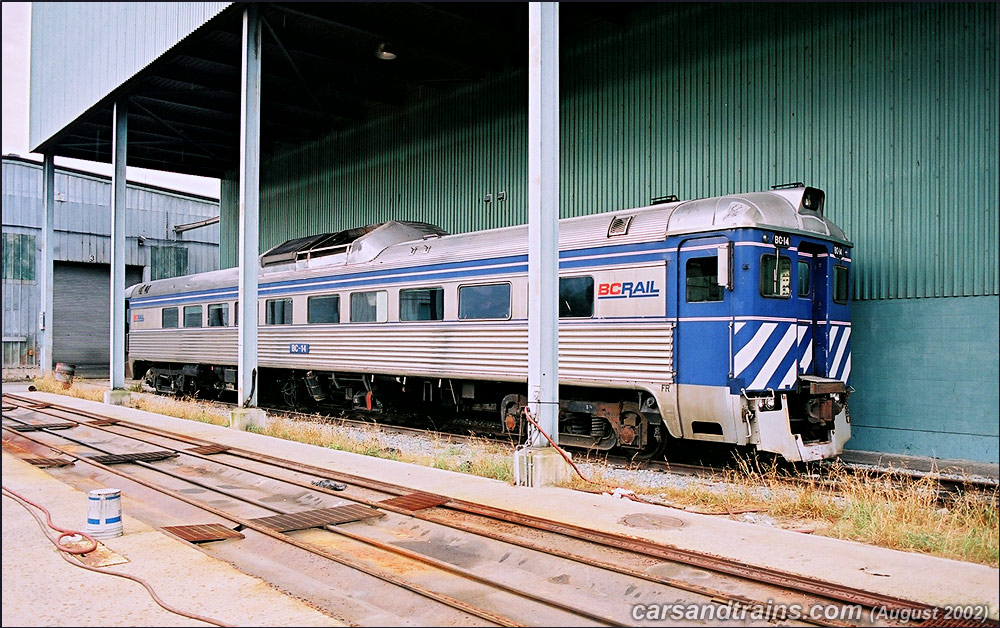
[86,488,123,539]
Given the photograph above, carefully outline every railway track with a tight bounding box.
[4,392,995,627]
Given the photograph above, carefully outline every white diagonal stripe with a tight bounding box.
[828,325,841,351]
[800,339,812,372]
[840,354,851,383]
[734,321,745,334]
[780,361,798,388]
[830,327,851,377]
[750,325,797,390]
[734,323,777,376]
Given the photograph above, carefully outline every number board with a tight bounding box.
[772,233,791,248]
[289,343,311,354]
[833,245,847,258]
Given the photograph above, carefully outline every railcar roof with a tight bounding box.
[126,187,850,299]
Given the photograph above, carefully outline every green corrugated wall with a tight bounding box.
[220,3,999,462]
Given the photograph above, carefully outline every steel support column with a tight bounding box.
[527,2,560,446]
[109,101,127,389]
[237,5,262,407]
[38,154,55,375]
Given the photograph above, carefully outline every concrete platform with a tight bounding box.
[4,385,998,622]
[1,453,343,627]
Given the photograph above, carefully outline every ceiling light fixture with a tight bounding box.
[375,42,396,61]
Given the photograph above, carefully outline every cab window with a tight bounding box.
[833,266,849,304]
[686,257,724,303]
[760,254,792,298]
[797,261,811,297]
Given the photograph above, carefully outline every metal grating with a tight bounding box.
[187,444,231,455]
[378,492,449,512]
[23,457,75,468]
[162,523,245,543]
[87,451,178,465]
[86,419,120,427]
[7,423,76,432]
[250,504,383,532]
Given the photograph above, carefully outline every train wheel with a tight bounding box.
[633,422,668,461]
[280,376,301,408]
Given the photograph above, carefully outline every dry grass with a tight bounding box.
[561,453,998,567]
[127,394,230,426]
[26,379,996,565]
[251,416,515,483]
[31,375,106,402]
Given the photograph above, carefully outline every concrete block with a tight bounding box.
[513,446,572,487]
[229,408,269,431]
[103,389,131,406]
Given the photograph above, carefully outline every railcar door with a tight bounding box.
[674,236,734,438]
[794,242,825,377]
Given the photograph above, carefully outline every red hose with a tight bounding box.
[2,484,231,627]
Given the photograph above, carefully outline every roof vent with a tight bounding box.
[608,215,634,237]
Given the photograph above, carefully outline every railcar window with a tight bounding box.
[459,283,511,320]
[797,261,811,297]
[308,295,341,324]
[183,305,202,328]
[266,298,293,325]
[760,255,792,298]
[833,265,849,304]
[350,290,388,323]
[685,257,724,302]
[161,307,178,329]
[400,287,444,321]
[559,276,594,318]
[208,303,229,326]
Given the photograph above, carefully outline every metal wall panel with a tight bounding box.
[1,157,221,368]
[29,2,231,150]
[226,3,998,301]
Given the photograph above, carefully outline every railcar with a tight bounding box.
[125,184,853,462]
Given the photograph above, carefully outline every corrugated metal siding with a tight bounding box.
[1,157,221,368]
[228,3,998,301]
[29,2,232,150]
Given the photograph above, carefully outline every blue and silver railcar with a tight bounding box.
[125,185,852,462]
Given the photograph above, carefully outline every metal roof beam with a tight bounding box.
[261,15,329,119]
[128,97,222,160]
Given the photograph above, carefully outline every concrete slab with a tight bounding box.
[1,452,343,627]
[103,389,131,406]
[6,387,999,620]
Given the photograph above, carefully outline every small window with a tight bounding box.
[400,287,444,321]
[350,290,388,323]
[183,305,202,328]
[559,276,594,318]
[161,307,178,329]
[266,298,293,325]
[760,254,792,298]
[686,257,724,303]
[459,283,511,320]
[797,261,811,298]
[208,303,229,327]
[308,294,340,324]
[833,265,849,304]
[234,301,238,325]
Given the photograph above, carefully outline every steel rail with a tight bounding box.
[2,396,843,626]
[5,393,997,628]
[1,423,520,627]
[1,410,625,627]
